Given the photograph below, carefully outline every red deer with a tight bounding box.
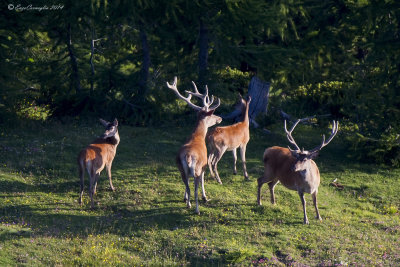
[166,76,221,214]
[207,94,251,183]
[257,120,339,224]
[78,118,120,208]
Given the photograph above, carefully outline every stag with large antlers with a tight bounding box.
[207,94,251,183]
[257,120,339,224]
[166,76,221,215]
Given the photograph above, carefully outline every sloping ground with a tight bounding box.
[0,119,399,266]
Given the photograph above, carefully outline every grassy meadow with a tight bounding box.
[0,118,399,266]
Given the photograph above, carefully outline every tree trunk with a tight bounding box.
[137,24,150,102]
[222,76,270,128]
[66,23,81,93]
[198,19,208,87]
[90,26,95,94]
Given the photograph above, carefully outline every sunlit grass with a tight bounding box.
[0,118,399,265]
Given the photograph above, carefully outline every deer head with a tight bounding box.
[99,118,119,139]
[284,120,339,172]
[234,94,251,111]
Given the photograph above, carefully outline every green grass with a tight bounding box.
[0,118,400,266]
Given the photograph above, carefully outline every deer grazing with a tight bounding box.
[207,94,251,183]
[166,76,221,215]
[78,118,120,209]
[257,120,339,224]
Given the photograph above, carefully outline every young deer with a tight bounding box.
[166,76,221,215]
[207,94,251,183]
[78,118,120,209]
[257,120,339,224]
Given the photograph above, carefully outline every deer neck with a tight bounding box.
[113,131,120,146]
[190,118,208,141]
[297,160,315,179]
[104,131,120,147]
[242,102,250,124]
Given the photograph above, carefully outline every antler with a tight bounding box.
[284,119,301,151]
[166,76,220,112]
[309,121,339,154]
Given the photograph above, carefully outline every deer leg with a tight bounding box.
[177,157,189,205]
[194,176,200,215]
[258,168,275,205]
[257,177,264,205]
[239,144,249,180]
[179,164,191,208]
[232,148,237,175]
[299,191,309,224]
[89,172,97,209]
[207,152,215,178]
[312,192,322,221]
[93,172,99,195]
[106,163,115,191]
[212,147,226,184]
[268,180,279,204]
[200,171,208,202]
[78,164,85,205]
[183,176,191,208]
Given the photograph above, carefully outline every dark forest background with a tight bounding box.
[1,0,400,166]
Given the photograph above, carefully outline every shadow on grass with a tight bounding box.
[0,179,78,194]
[0,199,302,243]
[0,202,191,240]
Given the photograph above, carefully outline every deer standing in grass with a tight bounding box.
[207,94,251,183]
[257,120,339,224]
[78,118,120,209]
[166,76,221,215]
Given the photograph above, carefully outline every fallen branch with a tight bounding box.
[279,110,331,124]
[123,99,140,109]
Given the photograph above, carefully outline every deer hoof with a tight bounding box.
[202,197,209,203]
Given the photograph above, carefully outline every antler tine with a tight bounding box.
[310,121,339,153]
[185,81,216,111]
[166,77,202,111]
[192,81,200,94]
[207,97,221,112]
[204,85,211,106]
[185,81,205,99]
[284,119,301,151]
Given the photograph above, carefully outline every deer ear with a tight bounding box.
[247,95,252,103]
[309,151,319,159]
[113,118,118,126]
[289,148,299,158]
[99,119,109,127]
[205,109,215,117]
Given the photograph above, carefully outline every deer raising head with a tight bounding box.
[166,76,222,215]
[78,118,120,209]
